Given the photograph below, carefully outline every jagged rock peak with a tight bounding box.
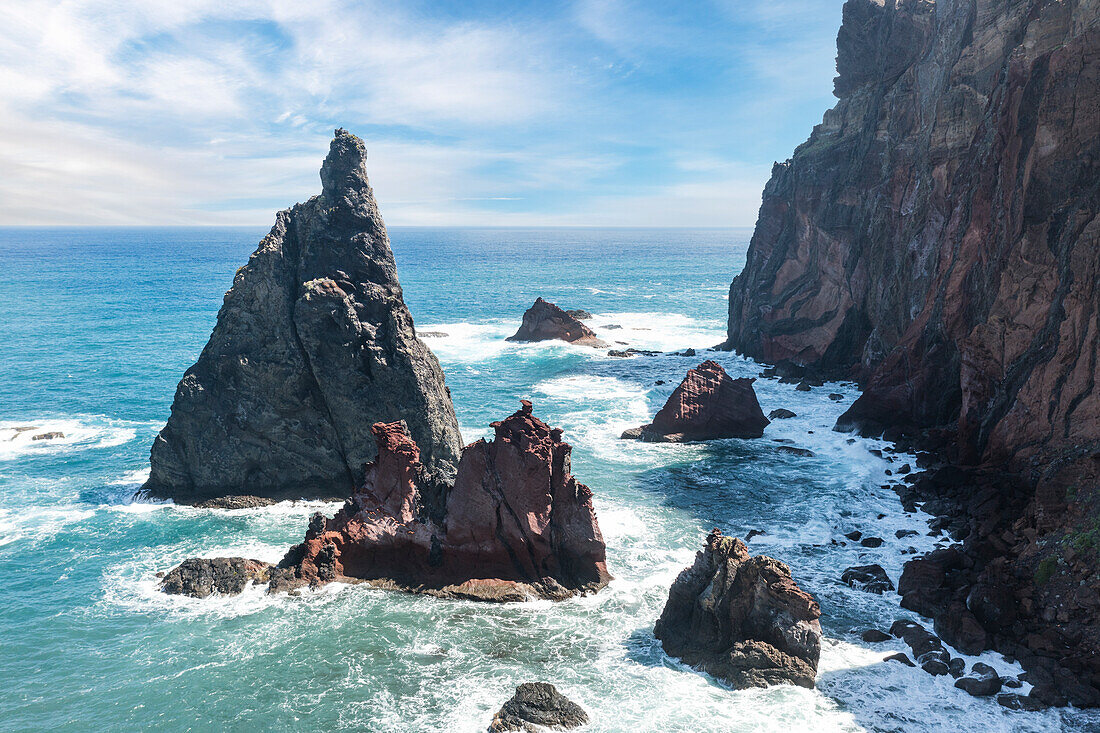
[141,128,462,504]
[263,401,612,601]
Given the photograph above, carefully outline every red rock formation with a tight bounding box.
[507,297,606,347]
[722,0,1100,705]
[654,530,822,689]
[622,361,769,442]
[268,402,611,601]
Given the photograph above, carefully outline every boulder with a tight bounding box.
[654,530,821,689]
[507,298,606,347]
[160,558,273,598]
[140,129,462,504]
[488,683,588,732]
[955,663,1003,697]
[768,409,797,420]
[31,432,65,441]
[268,401,611,602]
[861,629,892,643]
[622,361,769,443]
[841,564,895,594]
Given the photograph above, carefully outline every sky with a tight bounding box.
[0,0,845,227]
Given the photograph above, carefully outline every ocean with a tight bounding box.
[0,226,1093,731]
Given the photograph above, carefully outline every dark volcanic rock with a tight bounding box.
[31,432,65,441]
[955,663,1003,697]
[160,557,273,597]
[140,129,462,505]
[193,495,277,510]
[841,564,894,594]
[488,682,588,732]
[719,0,1100,705]
[861,629,891,643]
[507,298,606,347]
[768,408,797,420]
[268,401,611,602]
[564,309,592,320]
[654,530,822,689]
[622,361,769,443]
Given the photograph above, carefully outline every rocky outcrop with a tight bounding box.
[722,0,1100,706]
[654,530,821,689]
[192,495,277,510]
[507,298,606,347]
[841,564,894,594]
[140,129,462,504]
[267,401,611,601]
[159,557,273,597]
[622,361,768,442]
[488,683,588,732]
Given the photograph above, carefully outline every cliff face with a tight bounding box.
[724,0,1100,705]
[725,0,1099,465]
[142,129,462,504]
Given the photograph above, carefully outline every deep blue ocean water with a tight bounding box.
[0,227,1093,731]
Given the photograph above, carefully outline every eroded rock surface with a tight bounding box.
[160,557,273,598]
[721,0,1100,706]
[488,683,588,732]
[654,530,821,689]
[267,401,611,601]
[622,361,768,442]
[141,129,462,505]
[507,298,606,347]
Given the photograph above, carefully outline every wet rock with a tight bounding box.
[622,361,769,443]
[31,432,65,441]
[844,531,862,541]
[955,663,1003,697]
[140,129,462,504]
[997,693,1048,711]
[841,564,895,594]
[269,402,611,602]
[603,324,623,330]
[419,331,449,338]
[860,537,884,548]
[745,529,766,541]
[193,495,277,510]
[776,446,815,458]
[861,629,891,643]
[508,298,606,347]
[795,381,812,391]
[160,557,273,597]
[488,682,588,732]
[607,350,633,358]
[654,530,821,689]
[895,530,918,539]
[565,309,592,320]
[828,393,844,401]
[679,348,696,357]
[768,409,797,420]
[885,653,915,667]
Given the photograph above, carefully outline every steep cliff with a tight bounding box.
[724,0,1100,706]
[141,129,463,504]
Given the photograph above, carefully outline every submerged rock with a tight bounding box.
[654,529,821,689]
[621,361,769,442]
[31,432,65,441]
[507,298,606,347]
[160,557,273,597]
[141,129,462,505]
[488,683,588,732]
[268,401,611,601]
[768,409,797,420]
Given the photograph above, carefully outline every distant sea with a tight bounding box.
[0,227,1092,731]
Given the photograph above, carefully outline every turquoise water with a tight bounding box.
[0,227,1092,731]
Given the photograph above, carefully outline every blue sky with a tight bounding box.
[0,0,844,226]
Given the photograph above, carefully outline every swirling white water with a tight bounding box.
[0,227,1095,731]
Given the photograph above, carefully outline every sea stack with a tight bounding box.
[622,361,768,442]
[141,129,462,504]
[507,297,606,347]
[721,0,1100,706]
[654,530,822,689]
[264,401,612,601]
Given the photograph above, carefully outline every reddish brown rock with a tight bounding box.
[720,0,1100,706]
[622,361,768,442]
[507,298,606,347]
[654,530,822,689]
[267,401,611,601]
